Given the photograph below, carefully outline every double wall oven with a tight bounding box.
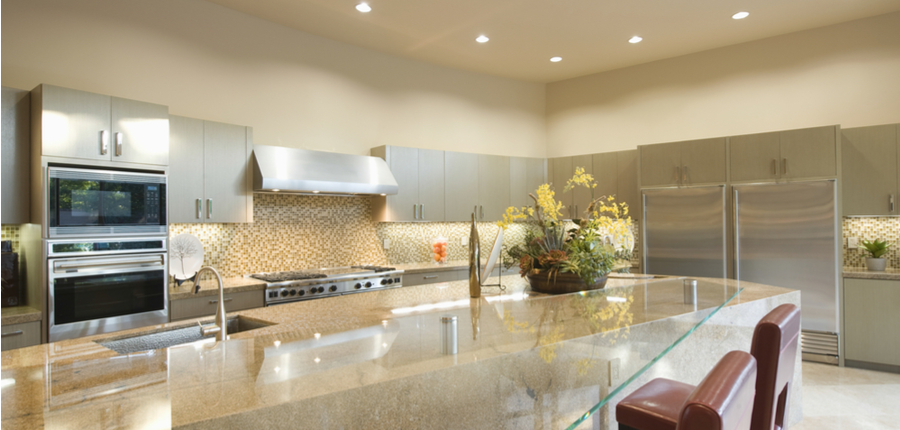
[46,167,169,342]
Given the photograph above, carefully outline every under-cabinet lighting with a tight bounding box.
[380,193,386,196]
[732,11,749,19]
[273,340,281,347]
[314,357,321,363]
[314,332,321,339]
[356,3,371,13]
[271,189,280,192]
[312,190,320,194]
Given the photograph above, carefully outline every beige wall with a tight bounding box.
[1,0,546,158]
[546,12,900,157]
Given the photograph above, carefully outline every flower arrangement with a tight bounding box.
[497,167,634,287]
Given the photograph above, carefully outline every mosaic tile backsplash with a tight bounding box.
[170,194,640,279]
[1,225,21,253]
[842,217,900,269]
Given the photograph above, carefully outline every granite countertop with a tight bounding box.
[843,267,900,280]
[0,306,41,325]
[1,274,796,429]
[169,277,267,301]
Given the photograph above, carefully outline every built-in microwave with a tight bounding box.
[48,167,166,237]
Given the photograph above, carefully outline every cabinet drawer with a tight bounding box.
[404,270,461,287]
[170,290,264,321]
[1,321,41,351]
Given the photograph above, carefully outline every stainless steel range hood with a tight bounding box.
[252,145,398,196]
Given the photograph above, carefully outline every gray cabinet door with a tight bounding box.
[550,157,574,218]
[844,279,900,367]
[571,154,593,218]
[780,126,837,179]
[681,138,726,185]
[592,151,618,202]
[510,157,546,210]
[203,121,250,223]
[168,116,206,223]
[387,146,420,221]
[111,97,169,166]
[841,125,898,216]
[2,87,31,224]
[418,149,445,221]
[444,151,479,221]
[729,131,781,182]
[477,154,510,221]
[38,84,111,161]
[640,142,681,187]
[616,150,640,221]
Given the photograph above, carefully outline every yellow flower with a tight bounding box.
[536,184,563,222]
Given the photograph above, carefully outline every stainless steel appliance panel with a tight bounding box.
[643,186,727,278]
[734,181,839,333]
[48,251,168,342]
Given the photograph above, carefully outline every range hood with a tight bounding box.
[252,145,398,196]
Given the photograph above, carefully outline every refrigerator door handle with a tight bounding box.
[733,189,740,281]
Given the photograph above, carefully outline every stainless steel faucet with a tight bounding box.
[193,266,228,342]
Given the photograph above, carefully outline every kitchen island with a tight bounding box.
[1,275,800,429]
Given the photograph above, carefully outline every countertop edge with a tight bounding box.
[842,267,900,281]
[1,306,42,325]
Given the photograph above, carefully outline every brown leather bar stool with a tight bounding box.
[616,304,800,430]
[619,350,758,430]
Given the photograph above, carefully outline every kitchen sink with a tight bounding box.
[96,316,275,355]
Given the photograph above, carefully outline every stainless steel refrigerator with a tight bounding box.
[643,180,840,364]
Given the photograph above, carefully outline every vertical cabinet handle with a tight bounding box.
[782,158,787,175]
[771,159,777,175]
[207,199,212,219]
[100,130,109,155]
[480,205,484,219]
[890,195,895,213]
[414,204,419,220]
[114,132,123,156]
[196,199,202,219]
[675,166,681,185]
[421,204,425,220]
[682,166,688,184]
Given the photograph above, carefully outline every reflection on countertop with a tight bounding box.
[0,305,41,325]
[843,267,900,280]
[3,275,797,429]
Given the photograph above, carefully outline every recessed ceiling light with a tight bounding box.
[475,35,489,43]
[272,189,280,192]
[629,36,643,44]
[356,3,371,13]
[550,56,562,62]
[732,11,749,19]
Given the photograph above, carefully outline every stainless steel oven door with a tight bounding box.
[48,253,168,342]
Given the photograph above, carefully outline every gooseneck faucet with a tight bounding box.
[193,266,227,341]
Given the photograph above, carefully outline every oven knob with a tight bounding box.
[298,290,305,296]
[280,290,289,297]
[308,288,316,294]
[329,285,337,292]
[387,278,394,284]
[289,289,297,296]
[317,286,325,293]
[381,279,388,285]
[365,282,372,288]
[354,283,362,289]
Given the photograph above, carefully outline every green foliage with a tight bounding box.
[861,239,893,259]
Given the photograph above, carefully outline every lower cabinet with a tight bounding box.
[844,278,900,368]
[1,321,41,351]
[170,290,264,322]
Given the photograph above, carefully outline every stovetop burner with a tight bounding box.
[251,271,328,282]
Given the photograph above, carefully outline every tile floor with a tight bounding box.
[793,363,900,430]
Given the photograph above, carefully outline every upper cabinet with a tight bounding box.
[371,146,445,222]
[444,151,479,222]
[32,84,168,166]
[477,154,510,222]
[509,157,546,210]
[640,138,726,187]
[1,87,31,224]
[168,115,253,224]
[592,149,640,220]
[729,125,838,182]
[841,124,899,216]
[549,155,596,219]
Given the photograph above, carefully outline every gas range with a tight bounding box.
[251,265,404,306]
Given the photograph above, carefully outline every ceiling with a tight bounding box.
[204,0,900,83]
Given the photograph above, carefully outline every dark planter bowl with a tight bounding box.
[526,272,608,295]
